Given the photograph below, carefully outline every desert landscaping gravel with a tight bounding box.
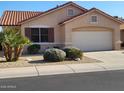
[0,54,102,68]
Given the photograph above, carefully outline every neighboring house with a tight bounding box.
[0,2,123,52]
[120,23,124,48]
[0,44,2,51]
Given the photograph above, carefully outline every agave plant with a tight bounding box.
[0,27,31,62]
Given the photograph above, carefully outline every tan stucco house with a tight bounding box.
[0,2,123,52]
[120,24,124,48]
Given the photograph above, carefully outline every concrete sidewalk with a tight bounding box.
[1,61,124,79]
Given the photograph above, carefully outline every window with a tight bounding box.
[31,28,39,42]
[40,28,48,42]
[68,9,74,16]
[25,28,54,43]
[91,15,98,23]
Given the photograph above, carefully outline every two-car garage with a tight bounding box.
[72,31,113,51]
[61,8,121,52]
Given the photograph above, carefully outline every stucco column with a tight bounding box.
[114,27,121,50]
[64,26,72,47]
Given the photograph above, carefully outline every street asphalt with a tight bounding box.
[1,70,124,91]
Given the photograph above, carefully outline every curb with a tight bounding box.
[0,66,38,79]
[0,63,124,79]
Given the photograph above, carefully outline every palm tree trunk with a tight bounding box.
[8,46,12,61]
[13,47,22,61]
[16,47,22,60]
[3,46,10,62]
[13,47,18,61]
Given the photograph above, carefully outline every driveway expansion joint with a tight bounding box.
[65,64,76,73]
[34,65,40,76]
[94,63,108,71]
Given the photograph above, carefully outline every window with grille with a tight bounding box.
[91,15,98,23]
[25,28,54,43]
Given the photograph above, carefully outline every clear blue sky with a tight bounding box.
[0,1,124,18]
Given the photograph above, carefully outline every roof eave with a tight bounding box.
[71,2,88,11]
[20,2,88,25]
[60,8,123,25]
[94,9,123,24]
[0,24,21,26]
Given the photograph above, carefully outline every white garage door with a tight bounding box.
[72,31,113,51]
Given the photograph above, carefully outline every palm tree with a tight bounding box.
[0,27,31,62]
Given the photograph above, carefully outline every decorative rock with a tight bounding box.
[75,58,81,61]
[25,58,32,61]
[1,58,5,61]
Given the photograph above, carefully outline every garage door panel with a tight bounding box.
[72,31,112,51]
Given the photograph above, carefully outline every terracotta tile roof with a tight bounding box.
[0,11,42,26]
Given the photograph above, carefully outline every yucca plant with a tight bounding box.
[0,27,31,62]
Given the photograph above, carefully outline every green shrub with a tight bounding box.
[53,46,60,49]
[27,44,41,54]
[63,47,83,60]
[43,48,66,62]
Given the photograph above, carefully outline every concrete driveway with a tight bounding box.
[85,50,124,63]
